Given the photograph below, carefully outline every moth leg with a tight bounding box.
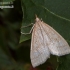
[21,23,35,35]
[21,23,33,28]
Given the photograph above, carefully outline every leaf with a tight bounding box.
[32,0,70,20]
[57,55,70,70]
[21,0,70,70]
[20,0,70,43]
[0,48,15,68]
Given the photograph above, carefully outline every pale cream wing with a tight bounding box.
[40,20,70,56]
[30,22,50,67]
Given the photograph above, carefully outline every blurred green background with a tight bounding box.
[0,0,70,70]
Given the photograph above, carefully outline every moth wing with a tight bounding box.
[40,20,70,56]
[30,22,50,67]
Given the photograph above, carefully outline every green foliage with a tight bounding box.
[0,0,70,70]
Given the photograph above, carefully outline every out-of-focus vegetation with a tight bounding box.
[0,0,70,70]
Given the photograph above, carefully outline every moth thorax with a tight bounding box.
[36,17,40,22]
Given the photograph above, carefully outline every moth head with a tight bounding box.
[35,15,40,22]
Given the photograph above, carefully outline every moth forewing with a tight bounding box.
[30,16,70,67]
[30,17,50,67]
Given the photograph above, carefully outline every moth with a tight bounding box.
[30,16,70,67]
